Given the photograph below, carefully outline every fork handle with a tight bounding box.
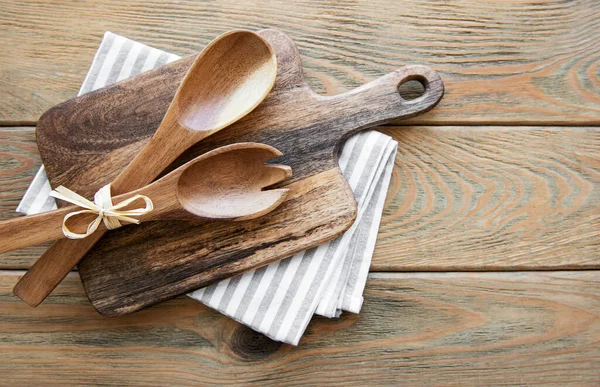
[0,207,75,254]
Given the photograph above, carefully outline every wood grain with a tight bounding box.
[0,127,50,269]
[34,28,443,316]
[0,127,39,217]
[1,0,600,124]
[375,126,600,270]
[1,0,598,381]
[0,270,598,386]
[0,125,597,272]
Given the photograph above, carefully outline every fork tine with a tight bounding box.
[259,164,292,188]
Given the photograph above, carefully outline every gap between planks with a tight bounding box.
[2,270,600,277]
[2,122,600,128]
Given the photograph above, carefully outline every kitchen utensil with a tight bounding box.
[13,30,278,307]
[0,143,290,254]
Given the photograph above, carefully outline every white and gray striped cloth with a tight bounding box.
[18,32,398,345]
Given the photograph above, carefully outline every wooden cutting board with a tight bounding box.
[36,29,444,316]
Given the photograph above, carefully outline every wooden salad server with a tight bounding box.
[13,30,278,306]
[0,143,290,255]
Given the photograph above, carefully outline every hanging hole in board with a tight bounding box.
[397,77,427,100]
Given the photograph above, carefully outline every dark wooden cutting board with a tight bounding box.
[36,29,443,316]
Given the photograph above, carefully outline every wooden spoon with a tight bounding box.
[13,30,278,306]
[0,143,290,256]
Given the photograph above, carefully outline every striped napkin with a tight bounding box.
[18,32,398,345]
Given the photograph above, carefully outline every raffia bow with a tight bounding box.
[49,184,154,239]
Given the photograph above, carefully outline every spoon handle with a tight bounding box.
[111,127,189,194]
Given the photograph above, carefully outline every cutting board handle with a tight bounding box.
[331,64,444,134]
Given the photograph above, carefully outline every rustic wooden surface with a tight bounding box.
[1,0,599,125]
[376,126,600,271]
[0,271,598,386]
[1,126,597,271]
[1,0,599,385]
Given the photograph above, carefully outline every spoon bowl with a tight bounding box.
[175,31,278,133]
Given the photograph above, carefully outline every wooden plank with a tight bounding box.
[0,126,598,271]
[375,126,600,270]
[0,127,49,268]
[0,271,598,386]
[1,0,599,124]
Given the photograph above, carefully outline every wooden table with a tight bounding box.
[1,1,599,385]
